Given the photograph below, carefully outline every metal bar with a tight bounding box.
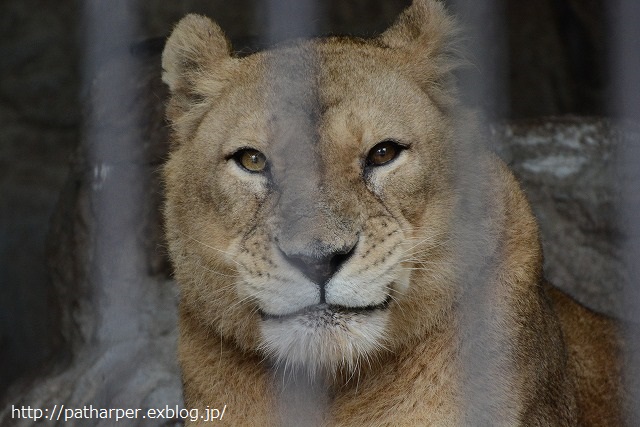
[611,0,640,423]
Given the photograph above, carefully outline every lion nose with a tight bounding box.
[281,242,356,292]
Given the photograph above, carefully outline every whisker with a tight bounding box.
[175,229,243,267]
[193,259,239,278]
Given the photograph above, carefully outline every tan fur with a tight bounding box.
[161,1,622,425]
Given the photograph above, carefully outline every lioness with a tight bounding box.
[161,0,622,425]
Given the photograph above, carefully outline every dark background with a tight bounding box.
[0,0,608,396]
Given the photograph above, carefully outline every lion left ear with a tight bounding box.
[379,0,462,103]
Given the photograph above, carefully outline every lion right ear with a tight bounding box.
[379,0,462,107]
[162,14,235,142]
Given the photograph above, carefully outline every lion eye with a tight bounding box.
[234,149,267,173]
[366,140,403,167]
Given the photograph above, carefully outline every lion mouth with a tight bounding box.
[260,295,392,321]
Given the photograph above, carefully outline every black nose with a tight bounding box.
[282,243,357,287]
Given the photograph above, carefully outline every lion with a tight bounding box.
[161,0,622,425]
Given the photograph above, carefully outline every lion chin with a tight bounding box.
[259,303,390,376]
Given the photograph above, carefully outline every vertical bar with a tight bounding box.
[266,0,322,45]
[611,0,640,423]
[448,0,508,121]
[81,0,146,344]
[447,0,507,422]
[263,1,329,425]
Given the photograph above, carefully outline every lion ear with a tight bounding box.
[379,0,461,101]
[162,14,235,142]
[162,14,231,93]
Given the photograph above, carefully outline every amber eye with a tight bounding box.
[234,149,267,173]
[366,140,403,167]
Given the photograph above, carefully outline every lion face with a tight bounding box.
[163,3,461,375]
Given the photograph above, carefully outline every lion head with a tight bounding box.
[162,0,467,376]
